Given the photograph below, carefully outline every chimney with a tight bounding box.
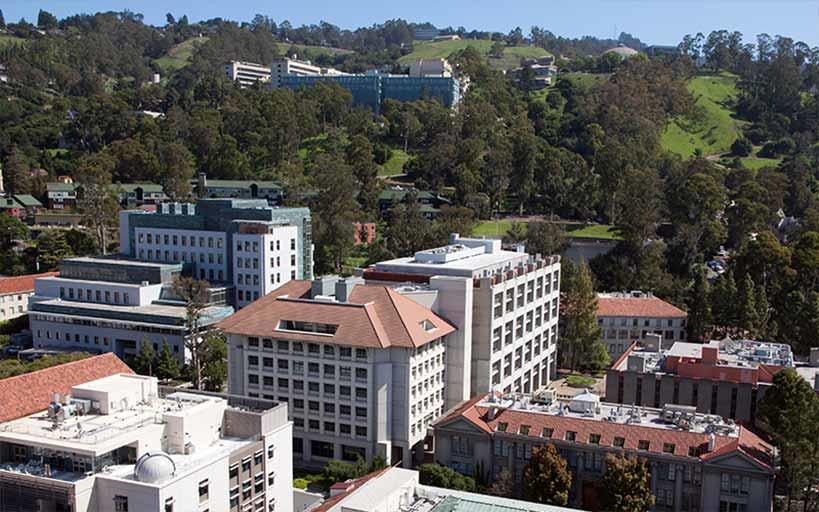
[707,432,716,452]
[810,347,819,367]
[701,346,719,364]
[486,406,497,421]
[335,277,364,303]
[197,173,207,197]
[311,275,339,299]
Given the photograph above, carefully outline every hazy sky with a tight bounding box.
[5,0,819,47]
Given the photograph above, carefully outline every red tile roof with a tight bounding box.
[313,469,391,512]
[217,280,455,348]
[596,295,687,318]
[0,272,59,295]
[0,353,133,423]
[435,396,773,470]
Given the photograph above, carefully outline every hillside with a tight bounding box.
[661,73,744,158]
[153,37,209,72]
[399,39,550,70]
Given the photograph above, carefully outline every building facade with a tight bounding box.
[0,272,58,321]
[605,338,794,425]
[220,277,456,468]
[119,199,313,306]
[46,182,78,209]
[434,393,775,512]
[596,291,688,358]
[29,257,234,362]
[224,60,272,87]
[363,234,562,401]
[0,370,292,512]
[194,173,284,203]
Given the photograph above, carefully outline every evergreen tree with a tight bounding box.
[488,467,514,497]
[37,10,58,30]
[75,153,119,254]
[686,267,711,342]
[737,273,758,336]
[522,445,571,506]
[200,332,228,391]
[155,342,181,381]
[757,369,819,510]
[172,276,209,389]
[36,230,74,271]
[754,284,770,338]
[710,270,737,331]
[3,147,31,195]
[0,9,6,29]
[346,135,380,216]
[600,454,655,512]
[131,338,155,376]
[559,259,608,372]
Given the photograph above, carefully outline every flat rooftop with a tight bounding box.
[31,297,233,326]
[62,257,181,269]
[617,338,794,373]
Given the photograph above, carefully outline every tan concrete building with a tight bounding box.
[596,291,688,358]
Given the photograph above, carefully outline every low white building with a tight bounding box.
[311,466,577,512]
[0,371,293,512]
[224,60,272,87]
[0,272,58,321]
[219,276,456,468]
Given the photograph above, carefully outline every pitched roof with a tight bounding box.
[216,280,455,348]
[116,183,165,193]
[202,179,282,190]
[596,295,687,318]
[436,397,773,470]
[46,182,77,192]
[0,353,133,423]
[12,195,42,207]
[0,272,59,295]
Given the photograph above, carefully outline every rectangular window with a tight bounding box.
[199,479,209,503]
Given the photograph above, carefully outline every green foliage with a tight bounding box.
[757,369,819,509]
[600,454,655,512]
[0,352,91,380]
[155,342,181,381]
[321,456,374,484]
[293,478,309,489]
[130,338,156,376]
[686,267,711,341]
[418,464,477,491]
[565,374,596,388]
[35,230,75,271]
[200,332,228,391]
[522,444,571,506]
[559,259,609,372]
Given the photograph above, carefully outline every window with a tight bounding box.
[638,440,650,451]
[199,479,209,503]
[355,426,367,437]
[663,443,676,454]
[589,433,601,445]
[497,422,508,432]
[114,496,129,512]
[311,440,334,458]
[165,498,174,512]
[355,348,367,359]
[613,437,626,448]
[541,427,553,438]
[565,431,576,441]
[519,425,530,435]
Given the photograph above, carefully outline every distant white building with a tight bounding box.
[224,61,272,87]
[408,58,453,77]
[0,369,293,512]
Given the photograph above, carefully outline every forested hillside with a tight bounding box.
[2,11,819,356]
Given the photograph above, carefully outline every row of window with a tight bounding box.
[0,305,24,317]
[247,337,369,360]
[247,356,370,381]
[236,238,296,253]
[247,374,369,400]
[492,273,560,319]
[599,316,685,328]
[138,232,223,249]
[293,417,368,437]
[59,286,130,305]
[32,314,183,337]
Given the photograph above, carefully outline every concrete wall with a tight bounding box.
[430,277,473,407]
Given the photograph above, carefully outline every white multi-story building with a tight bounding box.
[120,199,313,307]
[362,234,561,400]
[270,58,322,87]
[219,276,456,468]
[224,60,272,87]
[0,272,58,321]
[0,367,293,512]
[596,290,688,358]
[29,257,234,362]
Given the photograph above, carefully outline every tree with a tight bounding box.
[36,230,74,271]
[0,9,5,29]
[155,341,181,381]
[736,273,759,336]
[757,369,819,510]
[731,137,753,157]
[3,147,31,195]
[600,454,655,512]
[131,338,155,376]
[311,152,358,273]
[522,445,571,506]
[75,154,119,254]
[525,222,567,256]
[160,142,194,200]
[490,41,506,59]
[200,332,228,391]
[710,270,737,331]
[488,467,514,497]
[346,135,380,216]
[172,276,210,390]
[559,259,608,372]
[0,214,29,247]
[418,464,476,491]
[165,13,175,25]
[37,10,58,30]
[686,267,711,342]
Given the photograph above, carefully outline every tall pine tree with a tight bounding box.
[559,259,608,372]
[686,267,711,342]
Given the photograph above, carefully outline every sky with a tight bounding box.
[4,0,819,47]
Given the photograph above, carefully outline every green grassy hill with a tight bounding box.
[661,73,744,158]
[399,39,550,71]
[153,37,209,72]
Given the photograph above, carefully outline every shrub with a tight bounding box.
[730,137,752,157]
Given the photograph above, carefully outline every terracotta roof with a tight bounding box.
[596,295,687,318]
[435,397,773,470]
[312,469,391,512]
[0,272,59,295]
[217,280,455,348]
[0,353,133,423]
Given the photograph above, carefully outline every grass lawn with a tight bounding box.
[661,73,744,158]
[399,39,551,71]
[565,224,622,240]
[740,156,781,170]
[293,468,332,492]
[471,219,519,238]
[153,37,209,72]
[565,374,596,388]
[558,72,610,89]
[378,149,411,177]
